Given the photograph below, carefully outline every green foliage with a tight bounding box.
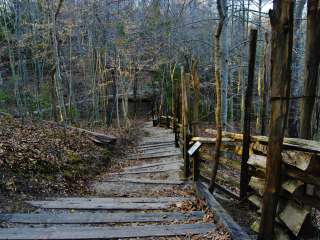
[116,23,126,37]
[0,5,15,41]
[0,89,14,104]
[67,105,79,122]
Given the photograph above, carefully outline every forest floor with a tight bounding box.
[0,115,138,213]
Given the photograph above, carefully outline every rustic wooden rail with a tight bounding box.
[159,115,320,239]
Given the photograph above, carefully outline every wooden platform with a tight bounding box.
[0,121,215,239]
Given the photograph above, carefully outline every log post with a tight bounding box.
[191,60,200,181]
[192,60,200,136]
[193,151,200,181]
[181,67,190,178]
[174,83,180,148]
[258,1,294,239]
[240,29,258,199]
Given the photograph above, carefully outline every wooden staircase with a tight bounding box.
[0,121,215,239]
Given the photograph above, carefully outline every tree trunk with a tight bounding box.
[261,32,271,136]
[258,1,294,239]
[209,0,226,193]
[288,0,307,137]
[300,0,320,139]
[240,29,258,200]
[220,0,229,129]
[181,67,190,178]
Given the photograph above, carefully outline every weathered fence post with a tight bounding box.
[193,151,200,181]
[258,1,294,239]
[240,28,258,200]
[192,60,200,182]
[181,67,190,178]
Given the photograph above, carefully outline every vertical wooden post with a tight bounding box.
[240,29,258,199]
[177,75,182,147]
[192,60,200,182]
[193,151,200,181]
[258,1,294,239]
[192,60,200,136]
[174,78,180,147]
[181,67,190,178]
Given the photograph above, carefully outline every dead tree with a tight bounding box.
[258,1,294,239]
[300,0,320,139]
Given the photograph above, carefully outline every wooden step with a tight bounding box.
[27,197,187,210]
[102,179,184,185]
[126,152,181,160]
[0,211,203,224]
[45,197,189,203]
[111,163,182,175]
[124,161,182,171]
[0,223,215,239]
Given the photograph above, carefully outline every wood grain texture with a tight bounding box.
[0,211,203,224]
[0,223,215,239]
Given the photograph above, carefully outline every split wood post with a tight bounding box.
[240,28,258,200]
[192,60,200,181]
[181,67,190,178]
[258,1,294,239]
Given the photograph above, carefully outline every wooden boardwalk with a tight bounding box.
[0,121,215,239]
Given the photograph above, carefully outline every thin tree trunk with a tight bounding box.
[209,0,225,193]
[240,29,257,199]
[261,32,271,136]
[258,1,294,239]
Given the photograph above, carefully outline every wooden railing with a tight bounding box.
[159,115,320,239]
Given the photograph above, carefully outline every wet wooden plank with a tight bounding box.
[0,223,215,239]
[196,181,250,240]
[0,211,203,224]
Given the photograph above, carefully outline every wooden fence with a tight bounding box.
[159,115,320,239]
